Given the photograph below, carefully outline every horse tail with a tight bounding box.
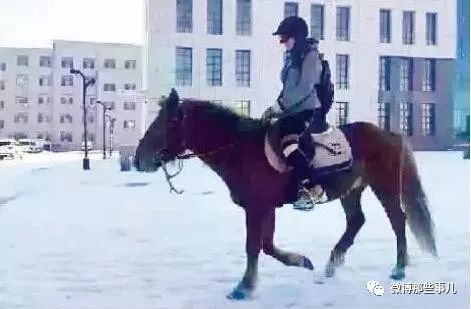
[400,140,437,256]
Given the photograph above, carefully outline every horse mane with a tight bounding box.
[181,100,267,138]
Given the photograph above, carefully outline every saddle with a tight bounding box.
[265,121,353,178]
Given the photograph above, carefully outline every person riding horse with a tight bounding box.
[262,16,329,209]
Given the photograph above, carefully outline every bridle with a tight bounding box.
[156,104,237,194]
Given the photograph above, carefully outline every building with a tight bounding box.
[145,0,457,150]
[0,40,144,150]
[454,0,469,140]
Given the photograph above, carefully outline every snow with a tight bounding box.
[0,151,469,308]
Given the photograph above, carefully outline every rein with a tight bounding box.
[161,142,237,195]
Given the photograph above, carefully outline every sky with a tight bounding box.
[0,0,144,48]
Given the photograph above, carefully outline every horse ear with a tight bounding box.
[168,88,179,110]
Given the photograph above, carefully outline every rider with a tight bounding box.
[263,16,328,209]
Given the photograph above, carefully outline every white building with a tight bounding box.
[145,0,457,150]
[0,41,144,150]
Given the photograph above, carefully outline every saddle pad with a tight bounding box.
[310,127,352,173]
[264,126,352,174]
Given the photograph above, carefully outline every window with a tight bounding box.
[379,56,391,91]
[104,59,116,69]
[399,58,413,91]
[335,102,349,126]
[206,49,222,86]
[37,113,44,123]
[60,132,73,143]
[39,75,52,87]
[14,112,28,124]
[17,55,29,66]
[61,57,74,69]
[284,2,298,18]
[124,60,136,69]
[336,7,350,41]
[426,13,437,45]
[311,4,324,40]
[60,96,73,105]
[16,74,28,86]
[0,62,5,71]
[124,83,137,90]
[104,83,116,91]
[39,56,51,67]
[399,102,413,136]
[83,58,95,69]
[378,102,391,131]
[123,120,136,129]
[0,80,4,90]
[236,50,251,87]
[236,0,251,36]
[336,54,349,89]
[403,11,415,45]
[233,100,251,116]
[207,0,223,35]
[124,101,136,111]
[422,103,435,136]
[380,9,391,43]
[15,97,28,105]
[177,0,193,33]
[60,114,73,124]
[175,47,192,86]
[0,100,5,109]
[61,75,74,86]
[423,59,436,91]
[38,95,50,105]
[0,120,4,129]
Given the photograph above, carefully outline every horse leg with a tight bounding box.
[371,187,408,280]
[227,208,266,300]
[325,188,365,277]
[262,209,314,270]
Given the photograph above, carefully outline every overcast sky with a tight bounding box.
[0,0,144,48]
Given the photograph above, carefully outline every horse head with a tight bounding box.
[134,88,186,172]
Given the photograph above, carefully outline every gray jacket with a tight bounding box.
[278,48,322,115]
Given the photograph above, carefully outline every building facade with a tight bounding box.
[454,0,469,140]
[145,0,457,150]
[0,41,144,150]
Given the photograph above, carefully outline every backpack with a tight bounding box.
[315,59,335,115]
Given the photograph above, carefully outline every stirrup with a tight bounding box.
[292,185,327,211]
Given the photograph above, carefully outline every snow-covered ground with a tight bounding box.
[0,151,469,309]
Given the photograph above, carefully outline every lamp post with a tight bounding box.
[70,68,95,170]
[106,116,116,157]
[95,100,112,159]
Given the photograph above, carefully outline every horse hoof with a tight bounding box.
[227,284,253,300]
[325,262,335,277]
[303,257,314,270]
[389,267,405,280]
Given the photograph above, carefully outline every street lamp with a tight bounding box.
[106,115,116,157]
[95,100,113,159]
[70,68,95,170]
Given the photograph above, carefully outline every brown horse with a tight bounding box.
[134,89,436,300]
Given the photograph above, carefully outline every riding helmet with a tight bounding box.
[272,16,309,38]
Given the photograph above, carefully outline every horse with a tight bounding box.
[134,89,437,300]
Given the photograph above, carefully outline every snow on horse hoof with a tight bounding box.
[324,262,336,278]
[227,284,253,300]
[389,266,405,280]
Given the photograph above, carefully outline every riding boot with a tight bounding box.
[285,147,327,210]
[284,147,316,210]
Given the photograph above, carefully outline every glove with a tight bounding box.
[261,104,282,122]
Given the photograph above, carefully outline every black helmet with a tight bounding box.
[272,16,309,38]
